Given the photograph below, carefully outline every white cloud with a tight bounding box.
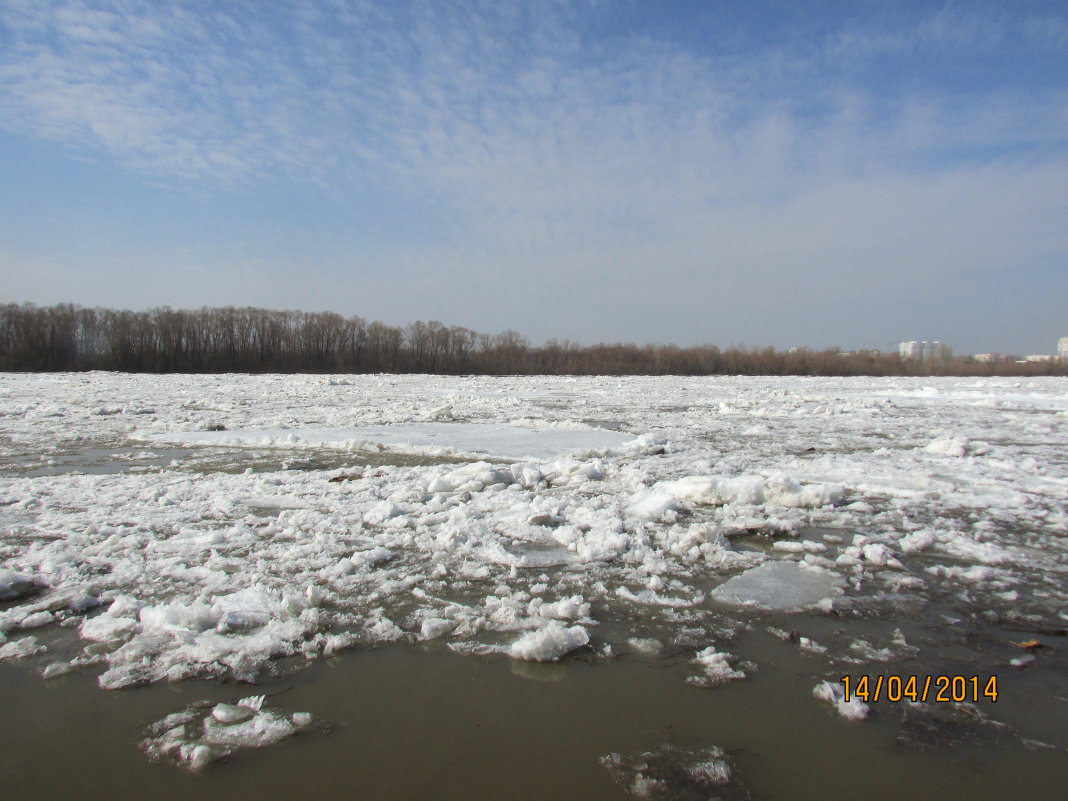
[1,1,1065,352]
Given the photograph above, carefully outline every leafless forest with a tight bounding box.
[0,303,1062,376]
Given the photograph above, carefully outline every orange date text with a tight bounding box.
[839,674,998,703]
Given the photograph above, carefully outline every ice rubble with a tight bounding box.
[1,372,1067,734]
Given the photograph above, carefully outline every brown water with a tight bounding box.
[2,628,1065,801]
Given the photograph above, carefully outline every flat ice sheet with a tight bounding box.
[139,423,637,460]
[711,561,844,611]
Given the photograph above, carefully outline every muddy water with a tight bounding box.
[2,631,1065,801]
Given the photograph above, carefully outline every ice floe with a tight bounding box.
[138,422,638,461]
[141,694,315,771]
[711,561,845,611]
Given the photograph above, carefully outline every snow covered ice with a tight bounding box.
[2,372,1068,771]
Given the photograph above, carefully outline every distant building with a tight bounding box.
[898,340,951,361]
[1059,337,1068,360]
[1026,354,1055,362]
[972,353,995,363]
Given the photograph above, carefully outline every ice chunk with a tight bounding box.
[18,610,55,630]
[510,462,543,487]
[813,681,869,721]
[528,595,590,621]
[0,570,38,601]
[429,404,453,420]
[215,611,267,634]
[200,711,300,748]
[352,547,394,567]
[419,617,457,640]
[211,702,257,724]
[0,635,47,661]
[763,474,843,507]
[508,622,589,661]
[210,700,262,726]
[688,647,746,687]
[899,530,936,553]
[664,475,765,506]
[617,586,704,608]
[923,435,970,457]
[862,543,890,565]
[80,612,140,643]
[625,488,678,521]
[626,637,664,656]
[426,476,453,493]
[711,561,844,611]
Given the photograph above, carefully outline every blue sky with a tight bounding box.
[1,0,1066,355]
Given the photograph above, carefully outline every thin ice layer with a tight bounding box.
[139,422,638,460]
[711,562,844,611]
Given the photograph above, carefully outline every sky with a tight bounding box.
[1,0,1066,355]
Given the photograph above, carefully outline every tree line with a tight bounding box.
[0,302,1064,377]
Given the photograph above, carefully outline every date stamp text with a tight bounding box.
[839,674,998,703]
